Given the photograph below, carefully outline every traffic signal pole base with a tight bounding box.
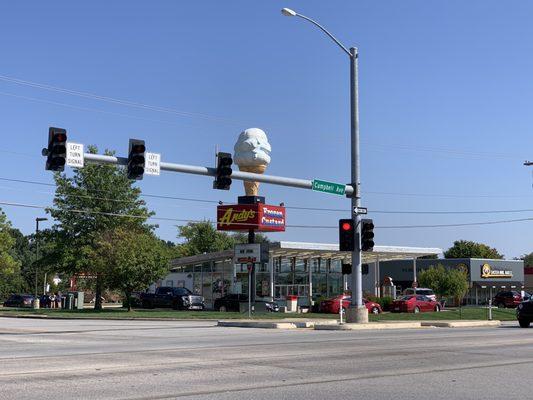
[346,306,369,323]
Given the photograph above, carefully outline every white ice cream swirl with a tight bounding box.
[233,128,272,167]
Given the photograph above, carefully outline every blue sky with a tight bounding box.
[1,1,532,258]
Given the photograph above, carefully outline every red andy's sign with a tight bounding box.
[217,203,286,232]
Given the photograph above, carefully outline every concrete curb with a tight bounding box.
[421,320,501,328]
[217,319,339,329]
[315,322,423,330]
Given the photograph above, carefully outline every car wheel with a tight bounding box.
[219,305,227,312]
[519,319,531,328]
[371,307,380,314]
[414,306,420,314]
[434,305,441,312]
[497,302,506,309]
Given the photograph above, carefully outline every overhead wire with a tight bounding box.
[1,176,533,216]
[1,200,532,230]
[0,74,255,127]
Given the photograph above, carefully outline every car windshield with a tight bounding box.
[174,288,192,296]
[399,295,413,301]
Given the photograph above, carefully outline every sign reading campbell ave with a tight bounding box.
[217,203,286,232]
[312,179,346,196]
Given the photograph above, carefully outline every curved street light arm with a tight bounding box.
[294,13,352,57]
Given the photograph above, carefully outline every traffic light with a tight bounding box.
[127,139,146,180]
[342,263,352,275]
[45,127,67,171]
[213,152,232,190]
[339,219,355,251]
[361,218,375,252]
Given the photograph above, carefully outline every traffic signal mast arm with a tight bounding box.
[83,152,356,196]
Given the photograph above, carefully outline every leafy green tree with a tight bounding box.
[521,252,533,267]
[231,232,270,244]
[446,268,469,302]
[176,221,235,257]
[418,265,448,299]
[418,264,469,303]
[444,240,503,259]
[95,228,169,311]
[47,146,152,310]
[0,209,23,298]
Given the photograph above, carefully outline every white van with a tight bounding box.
[403,288,436,301]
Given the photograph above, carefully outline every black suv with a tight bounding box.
[516,300,533,328]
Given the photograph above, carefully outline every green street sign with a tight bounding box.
[312,179,346,196]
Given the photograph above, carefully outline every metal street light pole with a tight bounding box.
[34,217,48,297]
[281,8,368,323]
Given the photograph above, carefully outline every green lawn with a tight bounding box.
[0,306,517,321]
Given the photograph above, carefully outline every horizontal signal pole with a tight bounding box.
[84,153,355,196]
[525,161,533,166]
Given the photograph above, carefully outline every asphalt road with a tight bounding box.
[0,317,531,400]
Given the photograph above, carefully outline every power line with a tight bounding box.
[0,90,204,130]
[2,176,533,215]
[1,199,532,230]
[0,74,254,127]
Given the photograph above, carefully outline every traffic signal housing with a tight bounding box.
[127,139,146,180]
[45,127,67,171]
[213,152,232,190]
[339,219,355,251]
[361,218,375,252]
[342,263,352,275]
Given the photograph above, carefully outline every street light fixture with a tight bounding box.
[281,8,368,323]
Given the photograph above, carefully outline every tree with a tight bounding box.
[0,209,23,299]
[231,232,270,244]
[95,228,169,311]
[47,146,152,310]
[521,252,533,268]
[418,264,469,303]
[444,240,503,259]
[176,221,235,257]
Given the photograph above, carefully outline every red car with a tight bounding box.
[320,295,382,314]
[493,291,522,308]
[391,295,442,313]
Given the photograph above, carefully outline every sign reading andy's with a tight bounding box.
[217,203,285,232]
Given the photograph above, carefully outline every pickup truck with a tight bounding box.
[140,287,205,310]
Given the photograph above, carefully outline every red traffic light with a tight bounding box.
[132,144,146,153]
[341,222,352,231]
[54,133,66,142]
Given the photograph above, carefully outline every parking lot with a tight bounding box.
[0,317,532,399]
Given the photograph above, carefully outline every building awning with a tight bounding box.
[170,241,442,268]
[268,242,442,263]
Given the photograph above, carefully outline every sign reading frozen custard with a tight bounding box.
[217,203,285,232]
[480,263,513,279]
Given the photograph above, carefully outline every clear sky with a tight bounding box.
[1,1,532,258]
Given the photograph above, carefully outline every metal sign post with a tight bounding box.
[247,262,253,319]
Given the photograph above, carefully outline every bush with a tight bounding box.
[367,295,394,311]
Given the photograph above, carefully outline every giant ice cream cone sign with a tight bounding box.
[233,128,272,196]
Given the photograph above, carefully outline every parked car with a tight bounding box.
[516,300,533,328]
[3,294,34,308]
[319,295,382,314]
[213,294,279,312]
[493,291,522,308]
[140,287,205,310]
[391,295,442,313]
[403,288,436,301]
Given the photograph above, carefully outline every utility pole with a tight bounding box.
[34,217,48,298]
[281,8,368,323]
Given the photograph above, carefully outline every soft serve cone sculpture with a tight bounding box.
[233,128,272,196]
